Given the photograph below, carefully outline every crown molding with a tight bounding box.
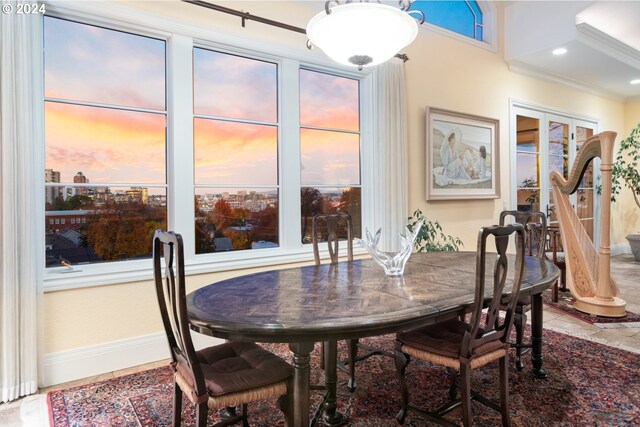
[506,59,625,103]
[576,22,640,70]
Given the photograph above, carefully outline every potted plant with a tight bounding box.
[611,122,640,261]
[407,209,463,252]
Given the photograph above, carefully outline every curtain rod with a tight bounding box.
[181,0,409,62]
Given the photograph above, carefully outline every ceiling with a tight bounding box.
[504,1,640,101]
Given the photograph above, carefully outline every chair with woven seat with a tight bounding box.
[311,212,362,392]
[499,210,547,370]
[395,223,525,427]
[152,230,293,427]
[313,212,389,392]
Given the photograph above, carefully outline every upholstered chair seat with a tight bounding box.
[174,342,291,409]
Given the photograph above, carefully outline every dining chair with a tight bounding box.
[395,223,525,427]
[499,210,547,371]
[152,230,293,427]
[546,225,567,301]
[312,212,387,392]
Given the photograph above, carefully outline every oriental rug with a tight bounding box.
[48,329,640,427]
[543,289,640,326]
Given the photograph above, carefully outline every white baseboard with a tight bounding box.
[42,331,224,387]
[611,243,631,256]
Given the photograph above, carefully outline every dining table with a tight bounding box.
[187,251,559,427]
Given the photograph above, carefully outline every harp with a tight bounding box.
[550,131,626,317]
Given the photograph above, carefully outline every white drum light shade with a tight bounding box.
[306,3,419,69]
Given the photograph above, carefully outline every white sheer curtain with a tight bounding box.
[1,1,42,402]
[374,57,409,252]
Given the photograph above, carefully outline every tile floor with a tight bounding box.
[1,255,638,426]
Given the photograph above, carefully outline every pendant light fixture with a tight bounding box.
[306,1,425,70]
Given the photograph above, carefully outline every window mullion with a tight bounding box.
[280,58,302,250]
[167,34,195,258]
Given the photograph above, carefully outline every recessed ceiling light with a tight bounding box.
[631,79,640,85]
[552,48,568,56]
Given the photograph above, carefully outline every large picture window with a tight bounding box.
[41,10,372,288]
[44,16,167,268]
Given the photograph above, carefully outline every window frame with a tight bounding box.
[40,3,376,291]
[416,1,497,52]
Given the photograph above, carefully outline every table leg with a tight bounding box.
[530,292,548,379]
[289,342,315,426]
[323,340,348,426]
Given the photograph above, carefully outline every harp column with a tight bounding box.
[575,131,626,317]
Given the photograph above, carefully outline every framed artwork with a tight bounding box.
[426,107,500,200]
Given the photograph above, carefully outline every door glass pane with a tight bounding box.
[576,126,595,238]
[516,116,540,212]
[549,121,568,157]
[548,121,568,226]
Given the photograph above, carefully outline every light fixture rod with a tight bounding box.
[181,0,307,34]
[182,0,409,62]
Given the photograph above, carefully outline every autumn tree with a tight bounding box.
[84,201,166,260]
[251,206,278,244]
[338,187,361,238]
[301,187,324,243]
[211,199,233,237]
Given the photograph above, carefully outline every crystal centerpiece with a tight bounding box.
[356,219,424,276]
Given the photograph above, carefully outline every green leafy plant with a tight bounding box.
[407,208,463,252]
[611,122,640,209]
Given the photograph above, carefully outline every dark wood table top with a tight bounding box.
[187,251,559,343]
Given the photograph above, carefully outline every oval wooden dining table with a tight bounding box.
[187,251,559,427]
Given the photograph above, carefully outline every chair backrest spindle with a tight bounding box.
[462,223,525,359]
[311,213,354,265]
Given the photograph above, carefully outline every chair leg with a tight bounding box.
[447,368,458,400]
[559,266,567,292]
[347,339,358,392]
[196,401,208,427]
[514,311,526,371]
[172,382,183,427]
[241,403,249,427]
[460,364,472,427]
[277,380,294,427]
[552,279,559,303]
[394,340,410,425]
[499,356,511,427]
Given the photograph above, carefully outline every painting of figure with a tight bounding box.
[426,108,499,200]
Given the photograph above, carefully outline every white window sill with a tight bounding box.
[43,246,369,292]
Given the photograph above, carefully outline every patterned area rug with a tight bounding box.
[48,329,640,426]
[543,289,640,325]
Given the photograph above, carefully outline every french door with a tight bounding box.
[511,105,599,242]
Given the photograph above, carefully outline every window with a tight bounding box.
[43,17,167,268]
[41,8,373,288]
[299,69,361,242]
[409,1,486,43]
[193,49,279,254]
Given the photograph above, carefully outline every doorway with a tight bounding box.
[510,103,599,242]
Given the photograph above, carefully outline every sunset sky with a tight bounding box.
[45,17,361,189]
